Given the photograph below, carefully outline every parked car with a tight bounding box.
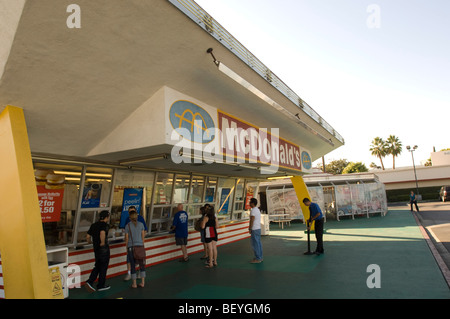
[439,186,450,202]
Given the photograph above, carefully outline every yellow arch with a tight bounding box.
[175,109,211,138]
[290,176,315,230]
[0,106,53,298]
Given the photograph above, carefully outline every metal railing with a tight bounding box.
[168,0,344,144]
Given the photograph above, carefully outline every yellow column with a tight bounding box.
[0,105,53,299]
[290,175,314,230]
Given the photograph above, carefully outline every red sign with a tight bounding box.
[218,110,302,172]
[245,188,255,210]
[37,186,64,223]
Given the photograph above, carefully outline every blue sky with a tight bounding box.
[194,0,450,169]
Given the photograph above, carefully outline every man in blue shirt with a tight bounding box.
[303,198,324,255]
[170,204,189,262]
[409,191,420,212]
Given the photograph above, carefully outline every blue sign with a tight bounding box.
[218,188,231,215]
[119,188,144,228]
[301,151,312,170]
[81,183,102,208]
[205,187,215,202]
[169,100,215,143]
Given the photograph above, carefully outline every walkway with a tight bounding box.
[69,207,450,299]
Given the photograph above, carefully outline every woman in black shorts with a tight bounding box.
[201,206,218,268]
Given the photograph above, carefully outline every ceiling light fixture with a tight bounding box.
[119,154,168,166]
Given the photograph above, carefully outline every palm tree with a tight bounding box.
[386,135,402,169]
[370,137,387,170]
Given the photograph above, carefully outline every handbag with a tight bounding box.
[128,223,146,260]
[194,217,203,232]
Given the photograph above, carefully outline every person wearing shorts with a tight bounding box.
[170,204,189,262]
[201,206,218,268]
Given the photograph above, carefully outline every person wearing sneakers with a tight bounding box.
[85,210,111,292]
[248,198,263,263]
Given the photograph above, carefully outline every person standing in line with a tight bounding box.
[125,205,148,230]
[125,210,146,288]
[248,198,263,263]
[201,206,219,268]
[303,198,325,255]
[170,204,189,262]
[199,206,209,261]
[123,206,148,281]
[410,191,420,212]
[85,210,111,292]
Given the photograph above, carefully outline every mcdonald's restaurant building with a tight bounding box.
[0,0,344,298]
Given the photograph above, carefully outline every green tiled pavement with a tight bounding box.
[69,209,450,299]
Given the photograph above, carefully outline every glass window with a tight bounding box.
[75,167,114,245]
[205,177,217,203]
[150,206,172,233]
[152,206,172,219]
[235,179,244,201]
[150,219,171,234]
[153,172,174,205]
[335,185,352,217]
[350,184,366,216]
[173,174,190,204]
[189,176,205,204]
[111,169,155,236]
[322,186,336,216]
[149,172,175,235]
[34,162,82,246]
[187,204,204,219]
[234,179,245,211]
[217,178,236,216]
[76,210,98,244]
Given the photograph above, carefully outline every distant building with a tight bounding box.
[431,150,450,166]
[370,164,450,202]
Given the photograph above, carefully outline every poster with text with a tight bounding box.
[81,183,102,208]
[38,186,65,223]
[119,188,144,228]
[244,186,255,210]
[35,170,65,223]
[266,188,302,220]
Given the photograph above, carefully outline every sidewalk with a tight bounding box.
[69,208,450,299]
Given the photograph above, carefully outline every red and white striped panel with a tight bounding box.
[0,220,250,297]
[69,220,250,286]
[0,254,4,299]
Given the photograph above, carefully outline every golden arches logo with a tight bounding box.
[302,151,312,169]
[169,101,215,143]
[175,109,211,139]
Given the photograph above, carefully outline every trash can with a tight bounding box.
[47,247,68,298]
